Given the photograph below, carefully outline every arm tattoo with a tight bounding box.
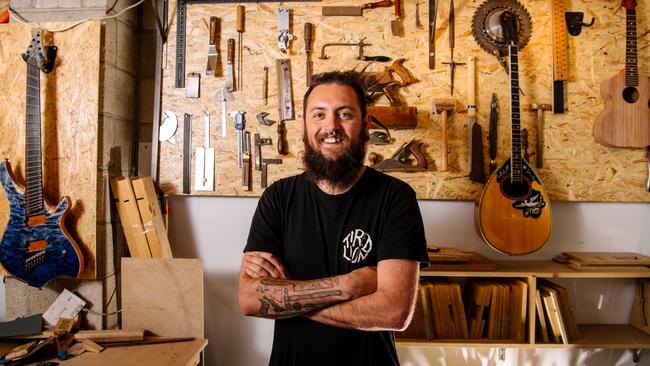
[256,278,344,319]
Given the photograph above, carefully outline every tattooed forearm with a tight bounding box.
[255,279,345,319]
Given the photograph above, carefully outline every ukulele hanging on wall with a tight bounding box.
[0,29,84,288]
[593,0,650,148]
[475,10,552,256]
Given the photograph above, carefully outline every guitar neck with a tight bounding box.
[626,8,638,86]
[25,61,44,216]
[509,44,523,184]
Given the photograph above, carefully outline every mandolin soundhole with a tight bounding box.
[622,86,639,103]
[499,176,532,200]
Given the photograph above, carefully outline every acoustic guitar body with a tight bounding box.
[593,71,650,148]
[476,158,552,255]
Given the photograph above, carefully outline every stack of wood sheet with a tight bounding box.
[553,252,650,271]
[396,279,468,340]
[424,246,496,271]
[536,279,579,344]
[464,279,528,341]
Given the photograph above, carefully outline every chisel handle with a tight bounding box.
[394,0,401,16]
[209,16,218,45]
[236,5,245,33]
[227,38,235,65]
[363,0,392,9]
[441,110,449,172]
[277,121,288,155]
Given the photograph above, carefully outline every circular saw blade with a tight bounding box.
[472,0,532,56]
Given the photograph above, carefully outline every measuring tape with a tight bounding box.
[175,0,320,88]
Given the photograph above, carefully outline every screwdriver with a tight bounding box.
[236,5,245,91]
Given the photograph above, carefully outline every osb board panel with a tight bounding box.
[0,22,100,278]
[159,0,649,202]
[121,258,204,339]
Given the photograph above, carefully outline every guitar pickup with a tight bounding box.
[27,239,47,253]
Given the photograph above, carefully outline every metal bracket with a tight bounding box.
[277,8,293,53]
[319,38,370,60]
[256,112,276,126]
[633,348,642,363]
[565,12,595,36]
[498,348,506,362]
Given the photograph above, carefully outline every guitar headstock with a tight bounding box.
[500,11,519,46]
[21,29,56,73]
[621,0,637,10]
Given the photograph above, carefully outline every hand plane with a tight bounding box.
[371,139,427,172]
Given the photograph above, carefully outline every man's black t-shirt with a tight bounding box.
[245,168,428,366]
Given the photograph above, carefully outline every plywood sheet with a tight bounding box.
[158,0,649,202]
[0,22,100,278]
[121,258,204,339]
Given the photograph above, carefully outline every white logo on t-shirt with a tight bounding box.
[342,229,373,263]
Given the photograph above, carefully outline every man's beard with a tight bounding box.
[303,130,367,190]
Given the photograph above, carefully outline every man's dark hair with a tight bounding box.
[302,71,368,121]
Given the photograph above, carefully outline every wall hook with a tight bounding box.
[565,12,595,36]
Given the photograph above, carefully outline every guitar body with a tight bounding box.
[0,160,83,288]
[476,157,552,255]
[593,70,650,148]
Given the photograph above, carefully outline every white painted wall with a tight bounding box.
[168,196,650,366]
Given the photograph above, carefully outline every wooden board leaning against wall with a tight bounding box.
[0,22,99,278]
[159,0,649,202]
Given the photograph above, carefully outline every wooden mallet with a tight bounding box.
[432,98,457,172]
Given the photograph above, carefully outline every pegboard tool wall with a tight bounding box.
[159,0,649,202]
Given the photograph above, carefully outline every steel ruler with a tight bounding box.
[175,0,320,88]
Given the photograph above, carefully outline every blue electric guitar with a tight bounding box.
[0,29,84,287]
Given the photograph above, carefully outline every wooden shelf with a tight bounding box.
[398,324,650,349]
[421,260,650,279]
[404,260,650,352]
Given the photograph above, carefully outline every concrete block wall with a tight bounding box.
[5,0,141,330]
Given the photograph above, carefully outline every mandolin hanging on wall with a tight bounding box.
[0,29,84,287]
[593,0,650,148]
[476,11,552,256]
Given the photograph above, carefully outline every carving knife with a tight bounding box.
[206,16,219,75]
[225,38,235,91]
[322,0,392,16]
[488,93,499,174]
[467,56,484,183]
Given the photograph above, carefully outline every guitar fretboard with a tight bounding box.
[625,9,638,87]
[509,44,522,184]
[25,61,44,216]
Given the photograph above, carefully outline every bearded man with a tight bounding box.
[238,71,428,366]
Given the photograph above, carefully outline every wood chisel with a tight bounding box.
[195,113,214,191]
[322,0,392,16]
[236,5,245,91]
[225,38,235,91]
[428,0,437,69]
[206,16,219,76]
[304,23,313,87]
[277,59,294,155]
[467,55,484,183]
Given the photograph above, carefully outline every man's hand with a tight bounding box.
[242,251,290,279]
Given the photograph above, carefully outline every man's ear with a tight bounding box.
[363,113,372,132]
